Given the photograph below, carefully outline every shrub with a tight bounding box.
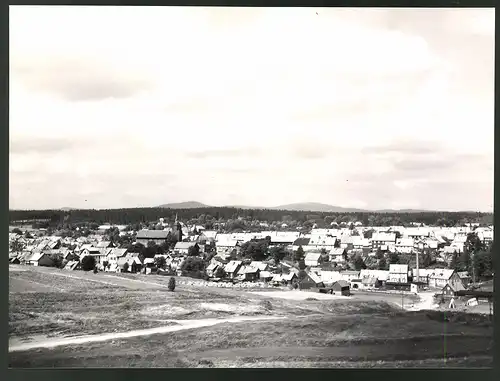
[81,255,96,271]
[168,277,176,291]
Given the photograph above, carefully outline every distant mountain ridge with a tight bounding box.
[271,202,368,213]
[159,201,432,213]
[157,201,210,209]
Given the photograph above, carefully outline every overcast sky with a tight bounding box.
[9,7,494,211]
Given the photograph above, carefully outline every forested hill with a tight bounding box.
[9,207,493,228]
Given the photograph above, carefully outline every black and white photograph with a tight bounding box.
[8,6,494,368]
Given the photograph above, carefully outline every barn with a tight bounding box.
[331,280,351,296]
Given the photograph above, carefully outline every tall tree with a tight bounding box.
[353,254,367,270]
[270,246,286,265]
[294,246,305,262]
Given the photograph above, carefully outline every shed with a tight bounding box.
[331,280,350,296]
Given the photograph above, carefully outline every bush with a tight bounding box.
[81,255,96,271]
[168,277,176,291]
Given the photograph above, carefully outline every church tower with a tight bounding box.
[174,213,183,242]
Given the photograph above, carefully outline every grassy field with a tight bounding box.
[9,265,494,368]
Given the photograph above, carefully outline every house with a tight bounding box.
[442,282,466,298]
[136,230,170,246]
[9,257,20,264]
[259,271,274,281]
[361,277,378,290]
[37,254,56,267]
[352,237,371,250]
[63,260,79,271]
[298,272,324,290]
[429,269,464,290]
[206,262,222,277]
[329,248,347,263]
[395,238,415,254]
[340,270,360,282]
[388,264,409,284]
[216,240,241,258]
[304,253,322,267]
[237,264,260,281]
[339,236,355,250]
[80,247,108,265]
[224,260,243,279]
[292,238,310,252]
[281,272,298,285]
[320,270,342,285]
[117,256,143,273]
[26,252,51,266]
[106,248,128,265]
[269,232,301,246]
[405,228,430,239]
[371,233,396,249]
[174,242,199,255]
[307,235,339,251]
[331,280,350,296]
[271,273,283,284]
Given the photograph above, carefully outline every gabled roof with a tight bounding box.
[260,271,273,278]
[136,230,169,239]
[64,260,79,270]
[430,269,455,280]
[206,263,220,271]
[174,241,197,250]
[250,261,269,271]
[110,248,128,258]
[293,237,310,246]
[83,247,102,255]
[282,272,297,281]
[224,260,243,273]
[304,253,322,261]
[334,280,350,288]
[29,252,46,262]
[271,274,283,282]
[329,248,346,255]
[308,271,323,284]
[216,239,239,247]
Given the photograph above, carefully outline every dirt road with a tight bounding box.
[9,316,286,353]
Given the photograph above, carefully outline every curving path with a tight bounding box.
[9,316,286,353]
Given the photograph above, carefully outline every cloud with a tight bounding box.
[363,139,438,156]
[185,147,261,159]
[11,57,153,102]
[10,137,76,154]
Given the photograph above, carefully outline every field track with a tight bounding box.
[9,316,285,352]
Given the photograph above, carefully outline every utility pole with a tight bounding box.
[471,249,476,286]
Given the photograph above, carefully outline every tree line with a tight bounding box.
[9,207,492,230]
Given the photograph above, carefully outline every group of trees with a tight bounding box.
[450,233,494,282]
[10,207,492,232]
